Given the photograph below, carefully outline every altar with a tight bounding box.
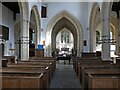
[56,53,71,64]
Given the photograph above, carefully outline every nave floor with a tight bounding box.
[48,60,82,89]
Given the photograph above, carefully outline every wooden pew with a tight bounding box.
[7,62,52,85]
[78,60,120,82]
[74,57,120,89]
[1,67,47,89]
[81,63,120,84]
[29,57,56,72]
[74,58,99,75]
[2,58,8,67]
[83,68,120,90]
[1,57,55,89]
[88,74,120,89]
[3,67,49,88]
[2,56,15,67]
[29,57,55,60]
[19,60,55,79]
[73,57,97,73]
[81,52,97,58]
[73,51,100,73]
[3,56,15,63]
[8,59,56,81]
[78,60,113,83]
[22,59,55,71]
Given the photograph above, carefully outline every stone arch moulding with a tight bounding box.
[89,2,100,52]
[45,10,83,57]
[30,5,41,48]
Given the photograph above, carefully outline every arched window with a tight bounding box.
[61,29,70,43]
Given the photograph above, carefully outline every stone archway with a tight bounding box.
[89,2,100,52]
[51,18,77,52]
[45,10,83,57]
[30,6,41,49]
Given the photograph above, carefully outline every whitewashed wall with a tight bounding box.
[1,5,14,56]
[28,2,41,20]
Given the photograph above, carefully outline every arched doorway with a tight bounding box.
[45,10,83,57]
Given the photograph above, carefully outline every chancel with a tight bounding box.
[0,0,120,89]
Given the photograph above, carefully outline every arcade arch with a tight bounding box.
[45,10,83,57]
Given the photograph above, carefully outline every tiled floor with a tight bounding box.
[49,60,82,89]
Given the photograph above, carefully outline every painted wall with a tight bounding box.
[1,5,14,56]
[29,1,41,20]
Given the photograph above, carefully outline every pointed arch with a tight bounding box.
[45,10,83,57]
[30,5,41,48]
[18,1,29,21]
[89,2,101,52]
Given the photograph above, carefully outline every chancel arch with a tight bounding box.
[52,17,76,52]
[45,10,83,57]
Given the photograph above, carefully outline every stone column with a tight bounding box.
[20,19,29,60]
[102,17,111,60]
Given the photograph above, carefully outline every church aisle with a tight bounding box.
[48,61,82,89]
